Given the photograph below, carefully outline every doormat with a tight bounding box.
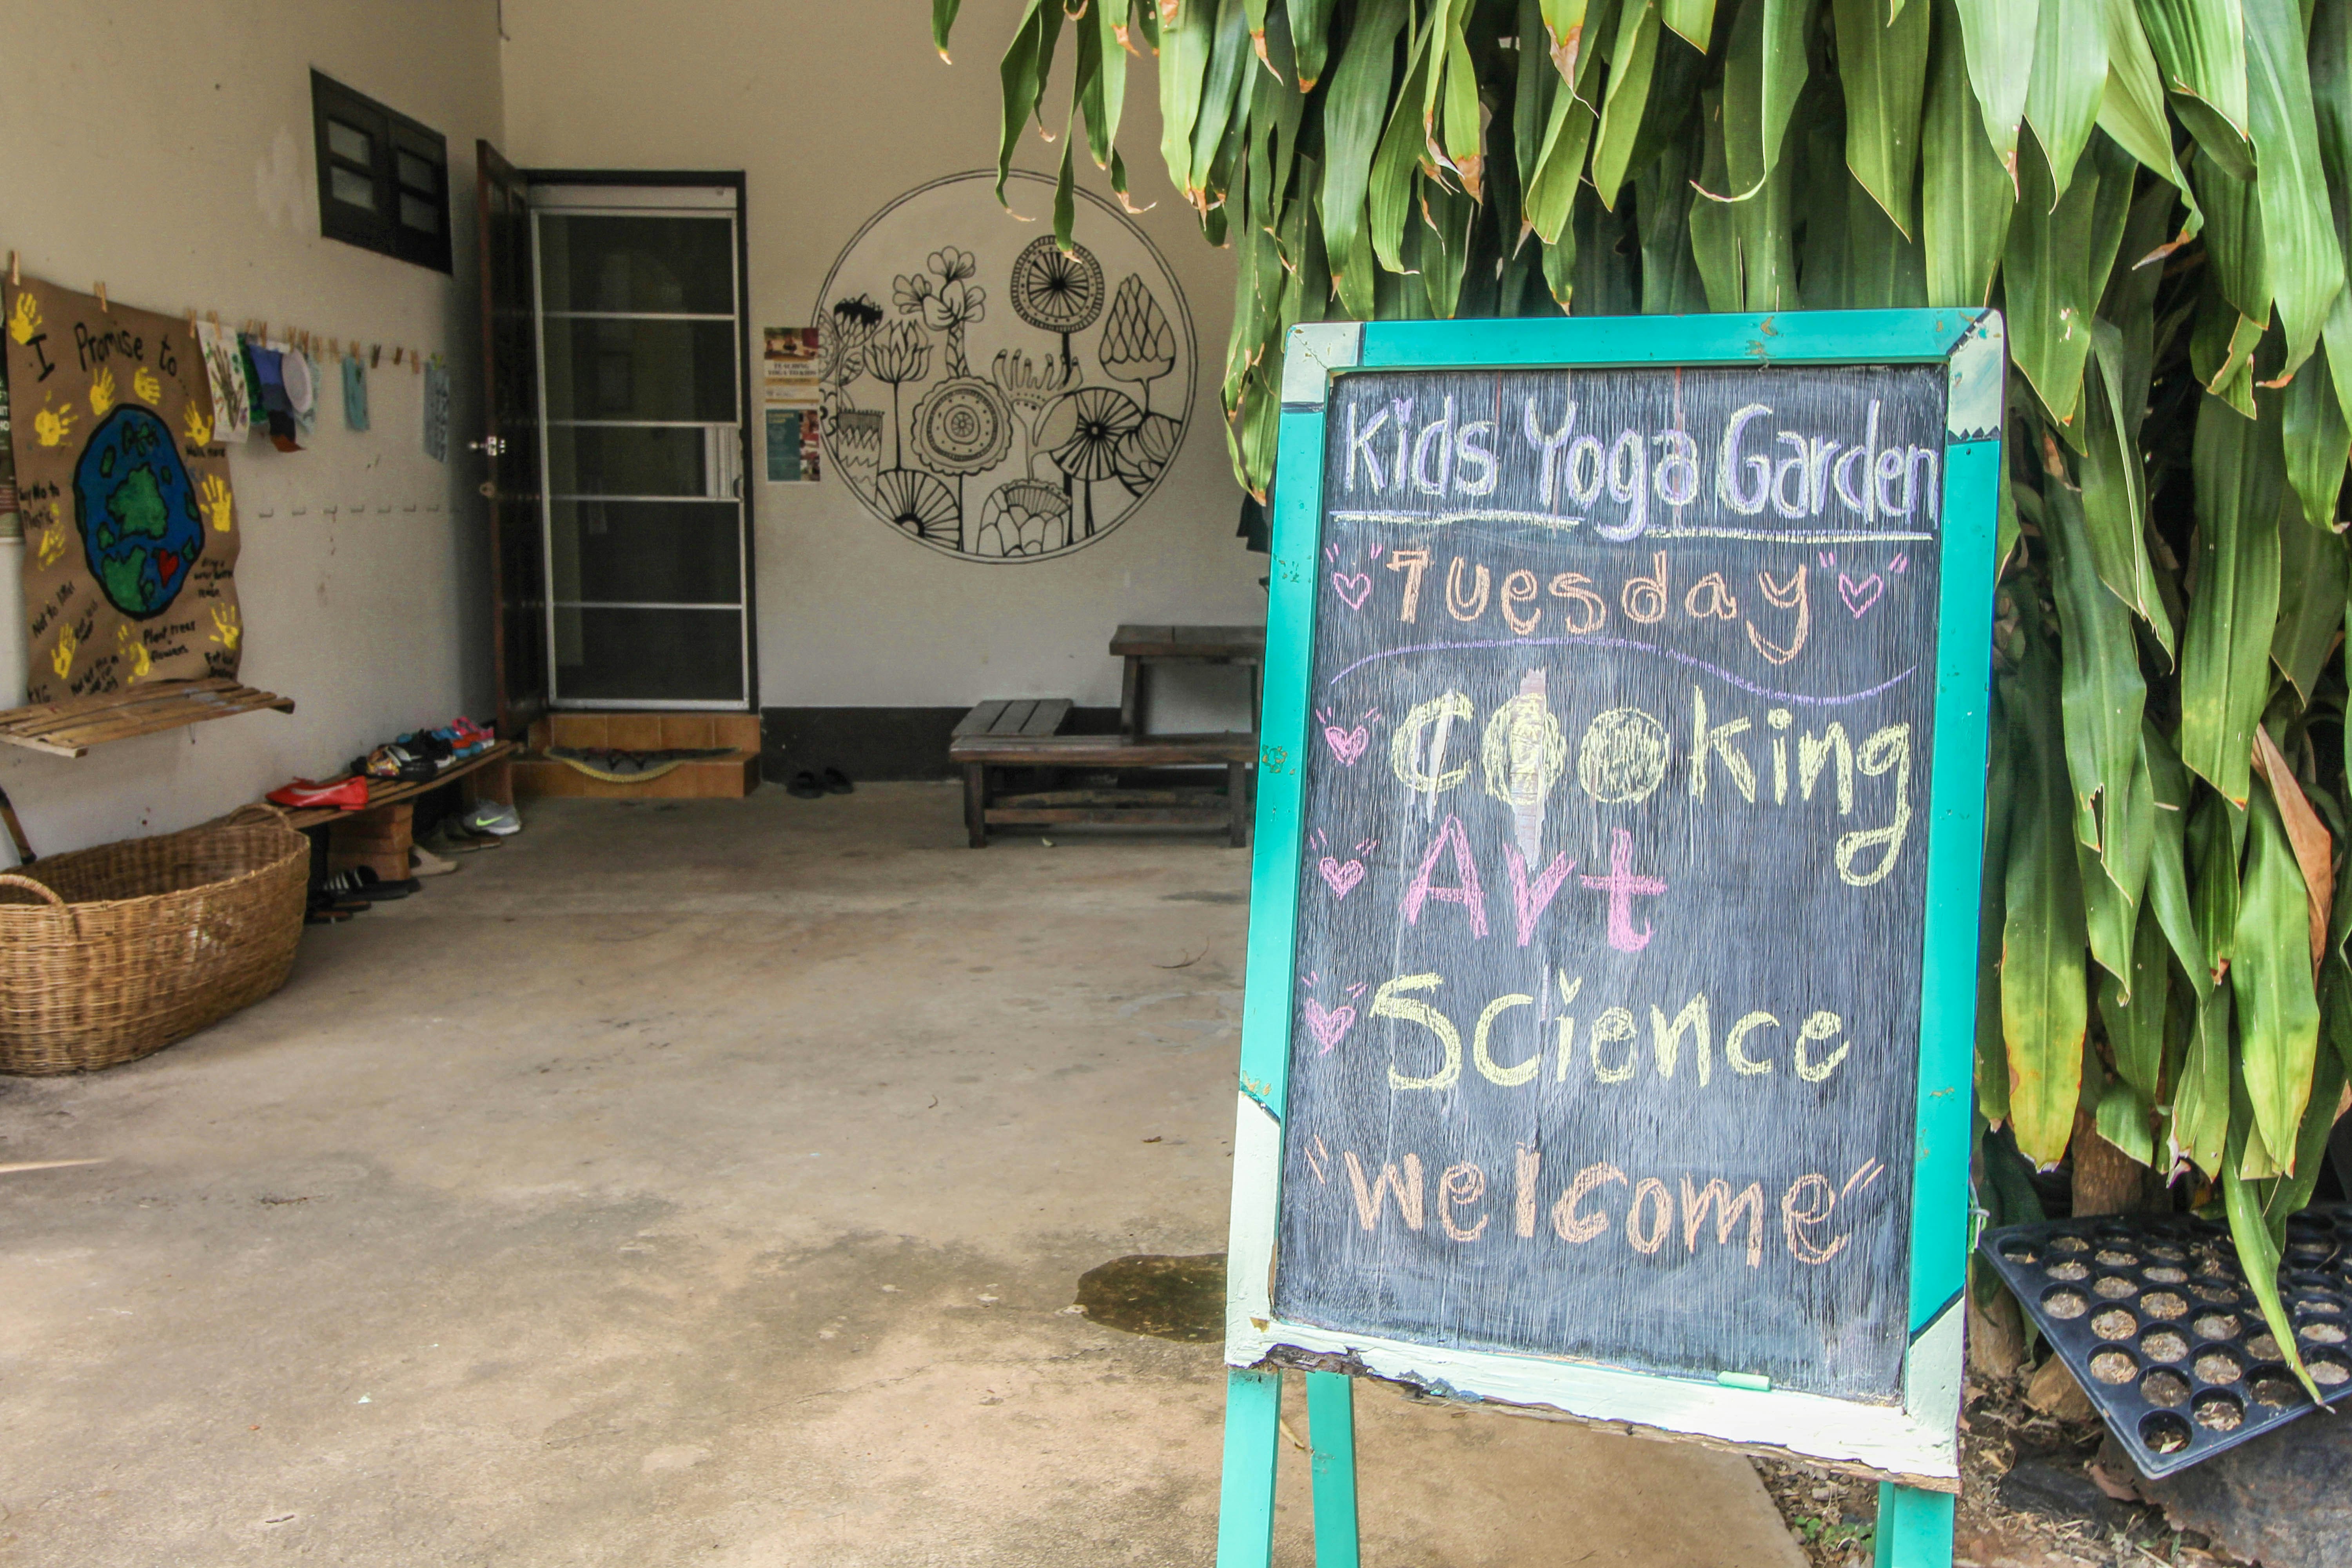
[546,746,733,784]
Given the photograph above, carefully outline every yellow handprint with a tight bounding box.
[34,514,67,568]
[209,603,241,652]
[32,397,74,447]
[89,367,116,416]
[116,623,152,680]
[181,399,213,446]
[133,365,162,404]
[51,622,78,681]
[7,291,38,345]
[199,473,234,532]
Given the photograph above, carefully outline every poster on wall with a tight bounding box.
[814,169,1195,561]
[762,326,821,483]
[4,276,243,701]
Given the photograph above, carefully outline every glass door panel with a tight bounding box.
[532,194,746,708]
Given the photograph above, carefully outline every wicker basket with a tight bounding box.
[0,804,309,1074]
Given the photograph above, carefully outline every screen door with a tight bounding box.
[531,183,749,708]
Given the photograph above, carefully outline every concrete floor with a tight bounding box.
[0,787,1806,1567]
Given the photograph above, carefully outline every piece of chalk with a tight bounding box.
[1716,1371,1772,1392]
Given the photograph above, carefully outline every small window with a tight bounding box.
[311,71,451,272]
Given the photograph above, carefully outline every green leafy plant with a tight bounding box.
[936,0,2352,1393]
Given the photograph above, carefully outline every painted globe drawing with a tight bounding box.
[72,406,204,618]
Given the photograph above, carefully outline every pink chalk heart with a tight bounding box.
[1303,999,1357,1054]
[1331,572,1373,610]
[1323,724,1370,766]
[1838,572,1884,617]
[1318,857,1365,899]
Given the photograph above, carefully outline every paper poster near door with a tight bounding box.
[4,275,244,701]
[762,325,821,483]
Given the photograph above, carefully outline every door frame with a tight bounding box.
[522,166,758,711]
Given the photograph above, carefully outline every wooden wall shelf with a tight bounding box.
[0,677,295,758]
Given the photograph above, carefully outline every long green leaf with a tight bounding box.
[2003,625,2092,1167]
[2223,1065,2322,1399]
[2004,132,2105,423]
[2133,0,2254,176]
[2102,869,2172,1086]
[2271,505,2350,700]
[2235,780,2323,1168]
[1593,0,1666,208]
[1721,0,1813,194]
[1979,686,2018,1127]
[2243,0,2345,381]
[2281,340,2352,529]
[934,0,963,59]
[1662,0,1716,47]
[2171,984,2232,1176]
[2189,792,2246,986]
[2312,0,2352,429]
[1637,123,1712,311]
[2141,722,2207,995]
[2094,0,2199,248]
[1370,16,1435,269]
[1924,0,2016,305]
[2045,453,2150,857]
[1190,0,1255,198]
[1158,0,1216,196]
[2025,0,2108,195]
[1956,0,2040,181]
[1288,0,1334,89]
[2178,394,2285,806]
[1318,0,1410,314]
[1833,0,1929,233]
[2079,325,2178,656]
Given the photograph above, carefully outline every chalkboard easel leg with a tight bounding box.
[1304,1370,1360,1568]
[1215,1367,1283,1568]
[1873,1483,1954,1568]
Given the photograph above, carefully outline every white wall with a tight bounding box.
[499,0,1261,718]
[0,0,504,861]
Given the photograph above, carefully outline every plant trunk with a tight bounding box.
[2069,1111,2143,1218]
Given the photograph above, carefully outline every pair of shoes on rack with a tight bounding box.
[786,767,854,799]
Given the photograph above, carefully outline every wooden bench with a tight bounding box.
[1110,623,1266,739]
[949,699,1254,848]
[271,740,519,879]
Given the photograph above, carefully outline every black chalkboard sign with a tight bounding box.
[1223,313,2005,1492]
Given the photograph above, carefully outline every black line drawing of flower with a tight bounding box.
[989,348,1073,480]
[894,248,987,377]
[909,376,1014,552]
[862,321,932,470]
[1112,411,1181,494]
[977,479,1071,559]
[1098,275,1177,414]
[1040,386,1143,546]
[873,467,959,544]
[832,409,884,503]
[1008,236,1105,375]
[818,294,884,434]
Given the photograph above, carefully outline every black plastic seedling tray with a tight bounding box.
[1976,1205,2352,1479]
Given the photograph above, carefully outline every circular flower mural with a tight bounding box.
[813,171,1195,563]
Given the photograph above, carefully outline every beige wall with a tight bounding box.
[499,0,1259,718]
[0,0,503,860]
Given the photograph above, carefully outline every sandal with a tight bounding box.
[820,767,855,795]
[322,866,419,901]
[786,770,826,799]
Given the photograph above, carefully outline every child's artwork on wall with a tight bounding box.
[4,275,244,701]
[815,170,1195,562]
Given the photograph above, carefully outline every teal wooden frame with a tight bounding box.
[1217,310,2006,1568]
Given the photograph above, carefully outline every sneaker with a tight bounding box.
[461,802,521,837]
[361,743,437,782]
[269,776,369,810]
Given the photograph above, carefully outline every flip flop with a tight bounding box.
[821,767,855,795]
[786,770,826,799]
[323,867,419,901]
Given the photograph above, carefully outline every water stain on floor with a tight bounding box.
[1074,1253,1227,1342]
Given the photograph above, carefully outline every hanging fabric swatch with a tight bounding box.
[342,354,369,431]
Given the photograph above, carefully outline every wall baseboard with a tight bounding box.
[761,706,1121,782]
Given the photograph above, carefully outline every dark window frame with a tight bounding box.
[311,70,452,272]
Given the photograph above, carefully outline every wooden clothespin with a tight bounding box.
[393,346,403,366]
[7,250,18,286]
[94,281,107,312]
[370,343,380,367]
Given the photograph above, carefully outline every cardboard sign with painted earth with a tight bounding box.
[75,406,205,617]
